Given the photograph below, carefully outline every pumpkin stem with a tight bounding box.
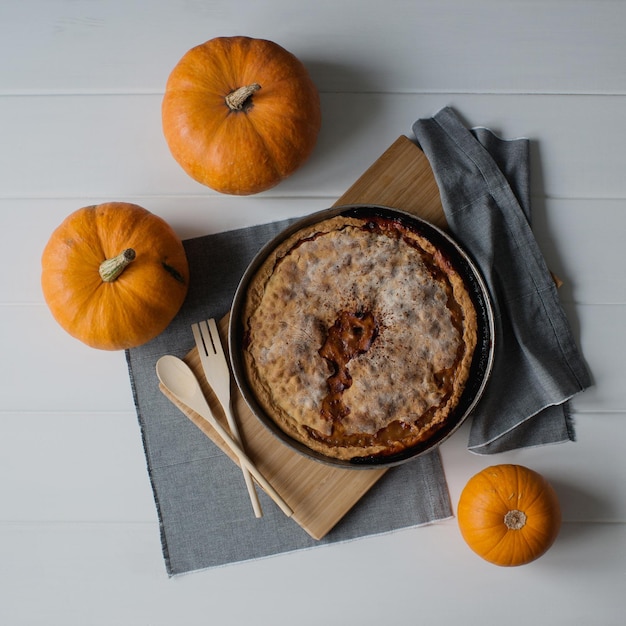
[99,248,136,282]
[225,83,261,111]
[504,509,527,530]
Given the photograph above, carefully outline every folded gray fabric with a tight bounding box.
[126,221,451,577]
[412,107,592,454]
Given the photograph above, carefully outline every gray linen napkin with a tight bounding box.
[412,107,592,453]
[126,221,451,577]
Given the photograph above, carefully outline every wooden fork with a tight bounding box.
[192,319,263,518]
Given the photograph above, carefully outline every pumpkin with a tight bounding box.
[457,464,561,567]
[161,36,322,195]
[41,202,189,351]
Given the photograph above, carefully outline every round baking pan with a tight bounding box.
[229,204,495,468]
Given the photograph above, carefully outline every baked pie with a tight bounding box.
[240,212,479,462]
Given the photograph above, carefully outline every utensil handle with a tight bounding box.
[201,403,293,518]
[225,402,264,518]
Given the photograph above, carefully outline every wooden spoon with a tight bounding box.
[155,355,293,518]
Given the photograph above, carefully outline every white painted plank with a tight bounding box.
[1,411,621,523]
[0,262,621,416]
[572,303,626,412]
[0,411,156,523]
[0,305,135,413]
[533,198,626,306]
[1,94,625,201]
[440,413,626,523]
[0,521,623,625]
[4,196,625,306]
[0,196,323,305]
[0,304,616,414]
[2,0,625,95]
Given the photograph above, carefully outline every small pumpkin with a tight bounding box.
[41,202,189,350]
[457,464,561,567]
[161,36,321,195]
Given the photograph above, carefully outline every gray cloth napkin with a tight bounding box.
[412,107,592,453]
[126,106,592,576]
[126,222,451,577]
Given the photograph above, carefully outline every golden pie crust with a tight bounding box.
[241,214,478,461]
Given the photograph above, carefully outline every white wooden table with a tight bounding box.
[1,1,624,624]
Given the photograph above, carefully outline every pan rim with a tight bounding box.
[228,204,495,469]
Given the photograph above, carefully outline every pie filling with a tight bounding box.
[241,214,479,461]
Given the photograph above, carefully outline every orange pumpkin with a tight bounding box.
[457,464,561,566]
[41,202,189,350]
[161,36,322,195]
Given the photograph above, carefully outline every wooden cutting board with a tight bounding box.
[160,135,446,540]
